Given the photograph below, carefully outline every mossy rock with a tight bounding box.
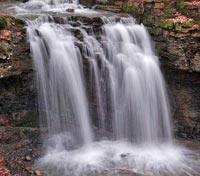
[159,20,174,29]
[0,42,13,60]
[176,0,187,9]
[122,1,144,16]
[175,23,182,31]
[187,11,198,21]
[0,16,8,30]
[142,16,154,26]
[182,21,194,28]
[147,27,162,36]
[164,8,175,18]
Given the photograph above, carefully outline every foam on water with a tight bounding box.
[11,0,97,15]
[37,139,200,176]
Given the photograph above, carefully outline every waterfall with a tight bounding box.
[101,18,172,143]
[24,16,199,176]
[17,1,199,174]
[79,17,172,143]
[27,0,78,5]
[12,0,82,14]
[27,19,93,145]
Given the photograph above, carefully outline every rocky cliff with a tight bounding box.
[0,12,40,175]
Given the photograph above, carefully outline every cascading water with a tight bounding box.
[100,17,172,143]
[27,18,93,145]
[11,0,94,14]
[12,1,200,175]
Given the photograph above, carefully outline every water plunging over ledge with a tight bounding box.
[10,0,98,16]
[12,0,200,175]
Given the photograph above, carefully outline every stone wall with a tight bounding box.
[121,0,200,140]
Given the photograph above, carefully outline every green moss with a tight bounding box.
[176,0,187,9]
[142,16,154,26]
[159,20,174,29]
[0,16,8,30]
[142,18,149,26]
[182,21,193,28]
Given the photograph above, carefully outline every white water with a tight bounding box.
[11,0,97,15]
[20,1,200,175]
[28,20,93,144]
[101,17,172,143]
[37,140,199,176]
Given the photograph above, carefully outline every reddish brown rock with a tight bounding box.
[0,154,10,176]
[154,2,165,9]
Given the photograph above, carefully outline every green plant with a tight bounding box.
[159,20,174,29]
[0,16,7,30]
[176,0,187,9]
[182,20,193,28]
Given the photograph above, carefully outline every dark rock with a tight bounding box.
[66,8,75,13]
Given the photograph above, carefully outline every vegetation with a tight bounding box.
[0,16,7,30]
[159,20,174,29]
[176,0,187,9]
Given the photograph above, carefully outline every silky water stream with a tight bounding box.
[11,0,200,175]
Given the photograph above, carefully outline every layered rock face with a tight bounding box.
[0,13,40,175]
[0,14,37,128]
[121,0,200,139]
[122,0,200,72]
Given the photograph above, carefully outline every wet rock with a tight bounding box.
[25,156,31,161]
[66,8,75,13]
[80,0,95,7]
[34,169,44,176]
